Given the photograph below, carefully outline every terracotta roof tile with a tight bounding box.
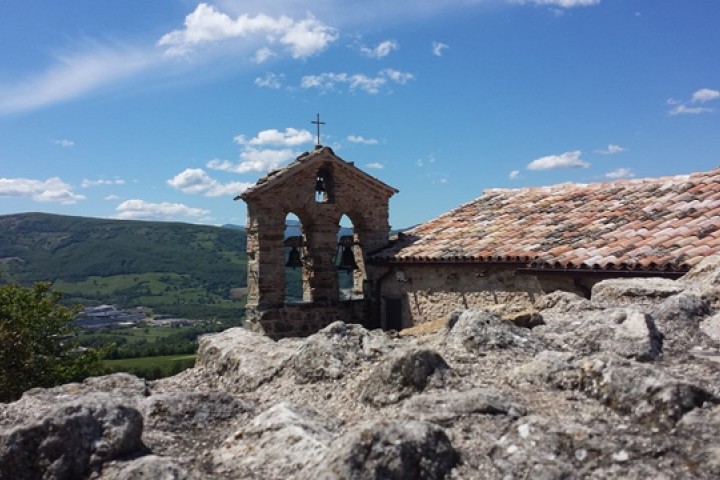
[372,168,720,273]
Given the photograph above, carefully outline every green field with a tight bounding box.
[104,354,197,380]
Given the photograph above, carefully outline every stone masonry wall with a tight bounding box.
[374,264,594,329]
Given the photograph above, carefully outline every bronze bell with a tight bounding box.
[286,246,303,269]
[337,245,358,273]
[315,176,326,192]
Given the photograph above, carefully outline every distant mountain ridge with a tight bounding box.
[0,213,248,319]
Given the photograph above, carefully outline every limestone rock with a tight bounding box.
[195,327,296,393]
[402,387,526,423]
[577,352,718,428]
[98,455,201,480]
[492,416,610,479]
[679,255,720,308]
[591,278,684,308]
[308,420,459,480]
[535,291,595,313]
[533,307,663,361]
[1,373,148,428]
[446,309,544,353]
[213,402,337,479]
[291,322,391,383]
[360,348,451,406]
[507,351,580,390]
[701,313,720,343]
[650,293,716,351]
[140,391,250,431]
[0,394,145,480]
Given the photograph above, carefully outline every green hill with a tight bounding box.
[0,213,248,321]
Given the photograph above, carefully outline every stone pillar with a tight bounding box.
[246,206,285,310]
[305,221,340,304]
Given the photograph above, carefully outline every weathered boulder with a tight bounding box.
[577,352,718,428]
[213,402,337,479]
[402,387,526,424]
[507,351,579,390]
[492,416,615,479]
[679,255,720,308]
[359,348,451,406]
[0,373,148,428]
[195,327,297,393]
[139,391,250,431]
[98,455,201,480]
[0,394,145,480]
[701,313,720,343]
[308,420,459,480]
[676,405,720,478]
[591,277,684,308]
[446,309,544,353]
[650,293,715,351]
[533,307,663,361]
[291,322,391,383]
[535,291,595,314]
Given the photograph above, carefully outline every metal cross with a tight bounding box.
[311,113,325,146]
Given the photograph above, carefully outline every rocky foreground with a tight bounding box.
[4,260,720,479]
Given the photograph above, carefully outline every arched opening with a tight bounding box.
[284,213,306,303]
[315,167,334,204]
[336,214,363,300]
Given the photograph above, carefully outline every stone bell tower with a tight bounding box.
[236,145,398,338]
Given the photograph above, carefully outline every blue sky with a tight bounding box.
[1,0,718,229]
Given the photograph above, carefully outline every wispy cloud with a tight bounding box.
[347,135,378,145]
[255,72,284,89]
[668,88,719,116]
[167,168,252,196]
[365,162,384,169]
[360,40,398,59]
[0,46,154,116]
[527,150,590,170]
[115,199,210,221]
[81,178,125,188]
[0,177,85,204]
[432,41,449,57]
[605,167,635,179]
[509,170,520,180]
[595,144,625,155]
[301,68,413,94]
[158,4,338,59]
[53,139,75,148]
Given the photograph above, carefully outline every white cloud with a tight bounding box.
[158,4,338,59]
[605,168,635,179]
[515,0,601,7]
[509,170,520,180]
[208,148,297,174]
[254,47,275,64]
[255,72,284,89]
[596,144,625,155]
[105,194,119,201]
[0,177,85,204]
[432,42,449,57]
[0,46,153,116]
[365,162,384,169]
[167,168,252,196]
[668,88,718,116]
[301,69,414,94]
[347,135,378,145]
[81,178,125,188]
[115,199,210,221]
[527,150,590,170]
[669,104,713,116]
[53,139,75,148]
[692,88,720,103]
[360,40,398,59]
[234,128,313,147]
